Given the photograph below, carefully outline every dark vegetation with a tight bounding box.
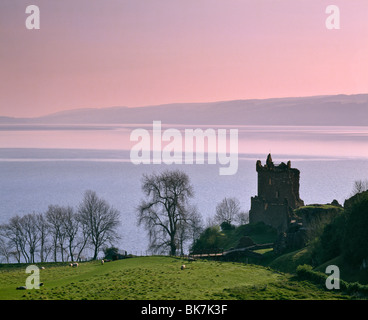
[305,191,368,284]
[190,184,368,297]
[191,222,277,255]
[296,264,368,298]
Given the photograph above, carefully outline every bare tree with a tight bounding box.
[62,206,80,262]
[137,170,194,256]
[0,214,40,263]
[235,211,249,225]
[2,215,28,263]
[75,214,90,262]
[205,216,217,228]
[187,206,204,245]
[0,229,11,263]
[214,197,241,226]
[46,205,61,262]
[176,220,187,256]
[78,190,121,260]
[35,213,50,262]
[21,213,41,263]
[352,179,368,195]
[176,206,204,255]
[46,205,65,262]
[0,222,21,263]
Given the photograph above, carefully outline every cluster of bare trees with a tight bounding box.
[213,197,249,226]
[0,190,120,264]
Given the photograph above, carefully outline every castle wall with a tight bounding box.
[249,196,290,233]
[250,154,304,233]
[257,168,303,209]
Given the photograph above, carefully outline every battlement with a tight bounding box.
[256,154,293,172]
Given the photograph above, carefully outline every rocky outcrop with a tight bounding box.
[344,191,368,210]
[273,221,306,254]
[273,203,342,254]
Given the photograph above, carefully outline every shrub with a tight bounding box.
[296,264,326,286]
[103,247,119,260]
[310,212,346,265]
[220,221,235,231]
[236,236,255,249]
[310,194,368,267]
[296,264,368,297]
[343,198,368,266]
[191,226,224,254]
[319,213,345,260]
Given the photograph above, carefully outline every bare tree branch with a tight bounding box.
[78,190,121,260]
[137,170,197,255]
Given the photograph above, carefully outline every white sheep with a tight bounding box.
[181,264,186,270]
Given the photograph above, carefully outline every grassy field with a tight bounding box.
[0,256,352,300]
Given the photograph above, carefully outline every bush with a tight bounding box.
[191,226,224,254]
[236,222,277,244]
[220,221,235,231]
[343,198,368,266]
[296,264,368,297]
[310,212,346,265]
[296,264,327,285]
[103,247,119,260]
[319,213,345,260]
[344,282,368,296]
[310,194,368,267]
[236,236,255,249]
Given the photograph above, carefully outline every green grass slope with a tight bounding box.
[268,248,313,274]
[0,256,351,300]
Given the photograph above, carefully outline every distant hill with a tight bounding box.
[1,94,367,126]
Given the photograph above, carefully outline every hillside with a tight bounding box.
[1,94,367,125]
[266,192,368,286]
[190,192,368,290]
[0,256,350,300]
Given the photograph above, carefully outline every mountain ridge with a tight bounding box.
[1,93,367,126]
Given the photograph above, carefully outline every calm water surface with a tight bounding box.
[1,124,368,254]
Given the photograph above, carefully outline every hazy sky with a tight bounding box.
[0,0,367,117]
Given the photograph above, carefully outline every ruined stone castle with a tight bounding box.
[249,154,305,232]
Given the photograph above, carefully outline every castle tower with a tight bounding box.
[249,154,304,232]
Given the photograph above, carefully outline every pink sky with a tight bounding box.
[0,0,367,117]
